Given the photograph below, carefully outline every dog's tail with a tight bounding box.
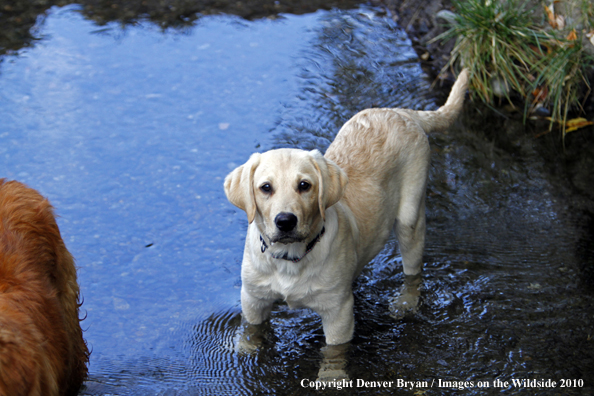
[406,68,469,133]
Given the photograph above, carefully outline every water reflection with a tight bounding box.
[1,5,338,394]
[188,307,328,395]
[0,0,366,56]
[270,9,435,151]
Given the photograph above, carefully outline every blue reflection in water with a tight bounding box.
[1,2,322,384]
[0,5,423,394]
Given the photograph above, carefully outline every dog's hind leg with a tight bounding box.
[390,155,428,318]
[389,273,423,319]
[391,195,425,318]
[395,198,426,276]
[394,146,428,276]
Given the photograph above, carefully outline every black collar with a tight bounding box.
[260,227,325,263]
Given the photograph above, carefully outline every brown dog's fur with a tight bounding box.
[0,179,89,396]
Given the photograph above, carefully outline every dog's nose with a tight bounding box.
[275,212,298,232]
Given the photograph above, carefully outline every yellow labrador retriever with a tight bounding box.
[225,69,469,345]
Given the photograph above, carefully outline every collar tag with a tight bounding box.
[260,235,268,253]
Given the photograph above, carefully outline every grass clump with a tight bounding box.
[436,0,594,140]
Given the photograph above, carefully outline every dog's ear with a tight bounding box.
[310,150,348,220]
[224,153,261,223]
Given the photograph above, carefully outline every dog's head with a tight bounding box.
[224,149,347,246]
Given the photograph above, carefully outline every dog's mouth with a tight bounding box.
[270,234,305,244]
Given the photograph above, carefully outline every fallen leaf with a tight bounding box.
[555,15,565,30]
[544,4,557,28]
[544,117,594,134]
[565,117,594,133]
[566,29,577,41]
[532,86,548,103]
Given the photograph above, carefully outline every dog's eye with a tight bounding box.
[298,181,311,192]
[260,183,272,193]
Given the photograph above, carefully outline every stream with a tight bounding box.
[0,3,593,395]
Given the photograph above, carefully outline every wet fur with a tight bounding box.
[225,69,469,345]
[0,179,89,396]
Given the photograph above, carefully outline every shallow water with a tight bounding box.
[1,4,593,396]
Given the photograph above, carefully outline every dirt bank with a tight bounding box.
[380,0,455,81]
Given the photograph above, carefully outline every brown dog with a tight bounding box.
[0,179,89,396]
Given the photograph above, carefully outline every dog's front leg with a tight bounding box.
[236,287,274,354]
[317,343,350,381]
[234,319,265,355]
[241,287,274,324]
[318,293,355,346]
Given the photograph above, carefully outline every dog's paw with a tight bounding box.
[389,274,422,319]
[389,292,420,319]
[317,344,349,382]
[317,367,349,382]
[233,322,263,355]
